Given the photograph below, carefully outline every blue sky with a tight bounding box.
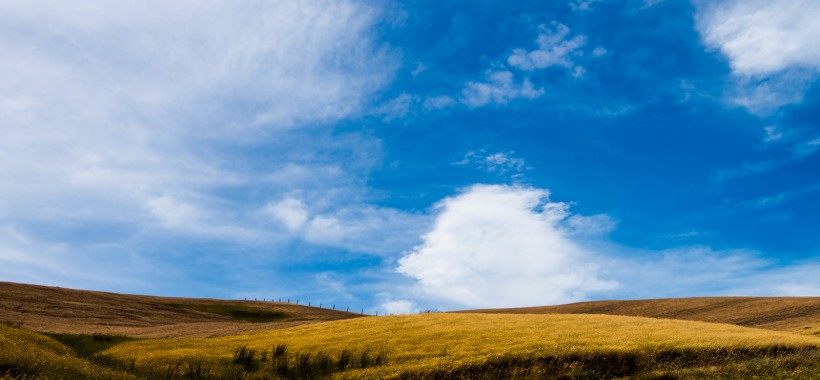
[1,0,819,314]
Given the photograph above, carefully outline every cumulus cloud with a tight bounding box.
[394,184,819,311]
[696,0,820,75]
[695,0,820,111]
[397,184,617,308]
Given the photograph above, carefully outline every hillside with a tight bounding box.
[460,297,820,335]
[103,313,820,379]
[0,281,362,338]
[2,282,820,378]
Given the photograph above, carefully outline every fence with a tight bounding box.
[242,297,380,316]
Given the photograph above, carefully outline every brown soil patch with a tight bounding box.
[0,281,363,338]
[459,297,820,335]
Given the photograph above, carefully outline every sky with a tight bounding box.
[1,0,819,314]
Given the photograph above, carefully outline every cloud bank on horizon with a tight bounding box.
[1,0,819,313]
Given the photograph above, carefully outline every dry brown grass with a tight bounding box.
[0,281,362,338]
[459,296,820,335]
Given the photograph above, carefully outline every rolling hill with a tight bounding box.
[0,281,362,338]
[2,281,820,379]
[460,297,820,335]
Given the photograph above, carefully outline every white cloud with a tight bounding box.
[484,153,526,172]
[401,21,594,113]
[373,93,415,121]
[394,184,820,310]
[695,0,820,111]
[397,184,617,308]
[592,46,608,57]
[453,22,590,108]
[262,194,430,255]
[696,0,820,75]
[461,71,544,108]
[0,1,398,289]
[507,22,587,72]
[763,125,783,142]
[456,151,528,175]
[565,214,617,236]
[0,1,393,234]
[570,0,600,12]
[380,300,416,315]
[303,205,429,255]
[422,95,457,110]
[724,70,815,113]
[600,245,820,299]
[266,197,310,233]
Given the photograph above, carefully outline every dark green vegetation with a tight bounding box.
[157,303,293,323]
[226,344,388,379]
[393,347,820,380]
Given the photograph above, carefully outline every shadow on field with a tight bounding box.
[394,346,820,380]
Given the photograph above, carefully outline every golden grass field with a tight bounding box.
[99,313,820,379]
[0,323,137,380]
[2,282,820,379]
[462,297,820,336]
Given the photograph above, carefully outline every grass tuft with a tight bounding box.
[232,345,257,371]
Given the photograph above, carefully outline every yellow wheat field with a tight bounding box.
[102,313,820,379]
[0,324,136,380]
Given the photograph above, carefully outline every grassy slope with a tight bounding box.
[4,282,819,378]
[102,313,820,379]
[0,324,136,380]
[460,297,820,335]
[0,281,362,338]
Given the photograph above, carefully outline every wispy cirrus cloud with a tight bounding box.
[455,151,529,177]
[265,194,430,256]
[0,0,399,291]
